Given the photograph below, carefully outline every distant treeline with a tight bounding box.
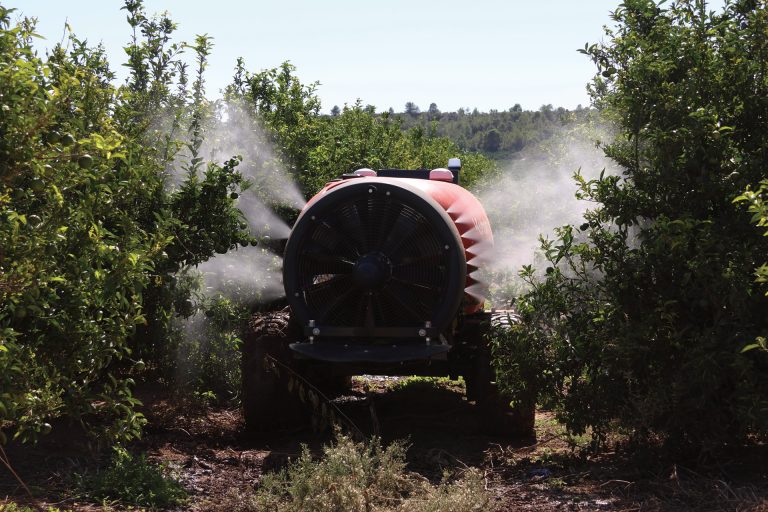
[329,102,590,162]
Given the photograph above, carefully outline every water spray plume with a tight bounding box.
[205,100,306,210]
[477,126,619,294]
[196,245,286,302]
[237,190,292,239]
[161,99,306,241]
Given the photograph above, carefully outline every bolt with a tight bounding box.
[312,327,321,336]
[444,244,449,250]
[386,191,391,196]
[368,188,373,194]
[311,215,316,220]
[418,328,427,337]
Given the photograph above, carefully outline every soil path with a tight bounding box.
[2,380,767,511]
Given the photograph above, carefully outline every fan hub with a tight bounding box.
[354,252,392,289]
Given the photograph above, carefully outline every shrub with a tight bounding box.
[75,445,186,508]
[493,0,768,450]
[0,2,249,444]
[735,179,768,353]
[207,433,494,512]
[172,295,249,402]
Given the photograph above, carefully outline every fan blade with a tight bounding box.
[302,248,355,274]
[304,275,360,322]
[364,292,375,329]
[322,286,362,323]
[305,273,352,295]
[373,199,404,250]
[316,219,363,258]
[393,252,443,269]
[335,201,368,253]
[379,287,428,323]
[390,276,440,293]
[382,217,427,259]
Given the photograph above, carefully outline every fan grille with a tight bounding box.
[289,186,454,331]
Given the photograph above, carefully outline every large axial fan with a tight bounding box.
[283,179,466,337]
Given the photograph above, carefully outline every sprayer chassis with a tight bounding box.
[241,307,535,436]
[242,163,534,436]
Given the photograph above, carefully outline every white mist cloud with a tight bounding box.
[196,245,285,302]
[160,99,306,240]
[204,100,306,210]
[478,126,621,284]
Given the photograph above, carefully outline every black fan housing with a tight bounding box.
[283,179,466,339]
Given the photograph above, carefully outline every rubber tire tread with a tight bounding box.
[242,308,308,431]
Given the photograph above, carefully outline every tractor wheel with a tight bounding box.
[242,308,309,431]
[476,381,536,438]
[466,313,536,437]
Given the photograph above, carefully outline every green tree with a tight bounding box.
[404,101,420,116]
[0,6,155,442]
[0,1,250,444]
[300,101,494,192]
[427,102,441,118]
[494,0,768,450]
[735,179,768,352]
[483,128,502,152]
[224,60,322,196]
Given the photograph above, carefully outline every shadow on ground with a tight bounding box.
[2,379,768,511]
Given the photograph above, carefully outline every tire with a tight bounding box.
[242,308,309,431]
[465,312,536,437]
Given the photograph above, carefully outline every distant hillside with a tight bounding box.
[329,103,592,165]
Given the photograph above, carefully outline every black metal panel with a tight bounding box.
[374,168,459,184]
[289,341,451,363]
[283,179,466,339]
[302,325,439,338]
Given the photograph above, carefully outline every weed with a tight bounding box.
[205,432,494,512]
[388,376,465,394]
[0,505,70,512]
[545,477,566,490]
[75,445,186,509]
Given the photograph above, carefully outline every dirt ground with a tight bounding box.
[2,378,768,511]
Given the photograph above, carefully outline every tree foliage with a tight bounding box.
[493,0,768,450]
[0,0,498,445]
[301,102,493,192]
[0,2,249,443]
[396,103,584,160]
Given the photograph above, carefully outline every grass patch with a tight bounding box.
[388,376,465,394]
[75,445,186,509]
[206,432,494,512]
[0,505,71,512]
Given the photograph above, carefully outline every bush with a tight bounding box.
[0,2,249,444]
[172,294,249,402]
[75,445,186,508]
[735,179,768,353]
[207,433,494,512]
[493,0,768,450]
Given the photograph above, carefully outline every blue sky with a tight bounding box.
[14,0,622,113]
